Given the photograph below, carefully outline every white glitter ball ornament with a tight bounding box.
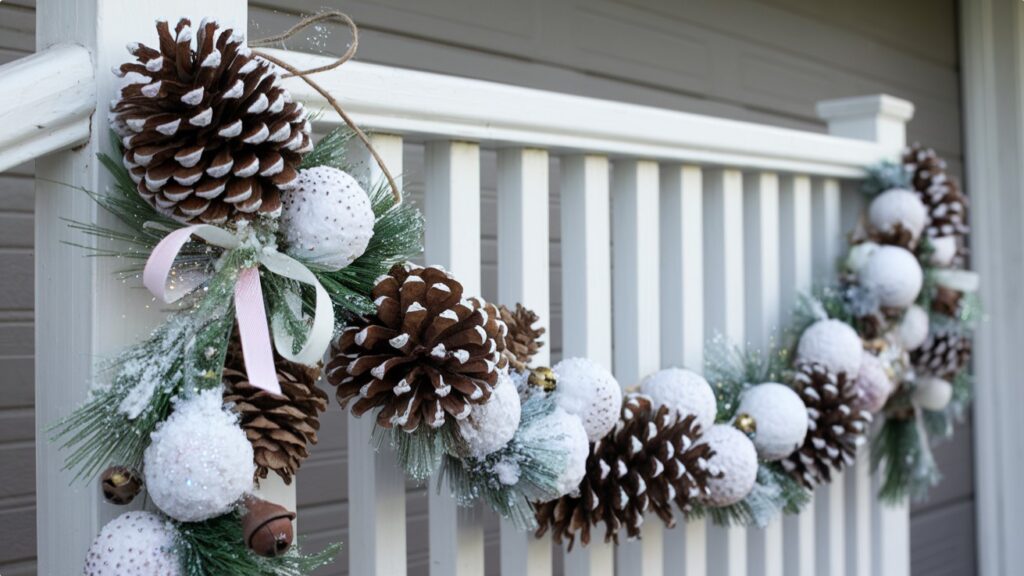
[929,236,958,267]
[546,405,590,498]
[868,188,928,242]
[280,166,375,271]
[899,305,930,351]
[84,511,182,576]
[552,358,623,442]
[796,319,863,376]
[845,242,879,274]
[858,245,924,308]
[736,383,808,461]
[699,424,759,507]
[852,352,895,413]
[144,388,255,522]
[640,367,717,433]
[913,376,953,411]
[459,370,522,458]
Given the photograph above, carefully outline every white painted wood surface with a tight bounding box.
[0,44,93,173]
[423,140,486,576]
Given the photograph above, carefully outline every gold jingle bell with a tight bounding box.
[528,366,558,392]
[734,412,757,436]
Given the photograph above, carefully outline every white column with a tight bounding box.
[33,3,249,575]
[702,168,747,576]
[560,154,614,576]
[659,165,708,576]
[346,134,408,576]
[497,147,553,576]
[425,140,486,576]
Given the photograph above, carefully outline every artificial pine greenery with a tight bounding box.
[690,464,810,527]
[704,334,791,423]
[175,511,339,576]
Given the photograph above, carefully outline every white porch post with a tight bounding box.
[33,2,253,574]
[816,94,914,576]
[960,1,1024,575]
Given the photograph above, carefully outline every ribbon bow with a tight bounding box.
[143,224,333,395]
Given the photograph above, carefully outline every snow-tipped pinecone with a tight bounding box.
[499,303,545,372]
[222,331,328,485]
[111,18,311,224]
[533,394,714,548]
[902,144,969,241]
[912,327,972,380]
[325,264,508,432]
[781,363,871,489]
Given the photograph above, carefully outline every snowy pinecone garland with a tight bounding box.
[868,188,928,247]
[111,18,310,224]
[85,511,181,576]
[498,303,546,372]
[533,394,715,548]
[781,363,871,489]
[280,166,375,271]
[912,327,972,380]
[326,264,508,432]
[222,331,328,485]
[551,358,623,442]
[640,367,718,433]
[903,144,969,241]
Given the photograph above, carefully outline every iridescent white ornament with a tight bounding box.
[929,236,958,267]
[640,367,717,432]
[459,370,522,458]
[736,383,808,461]
[552,357,623,442]
[796,319,863,376]
[698,424,759,507]
[845,241,879,274]
[868,188,928,243]
[852,351,895,413]
[84,511,182,576]
[899,305,930,351]
[913,376,953,411]
[144,388,254,522]
[280,166,375,271]
[858,245,924,308]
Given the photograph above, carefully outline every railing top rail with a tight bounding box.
[270,49,905,178]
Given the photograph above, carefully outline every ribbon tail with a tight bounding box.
[143,224,241,303]
[234,267,283,395]
[259,250,335,367]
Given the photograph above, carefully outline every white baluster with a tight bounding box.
[560,154,615,576]
[612,159,662,576]
[703,168,747,576]
[779,174,816,576]
[346,133,408,576]
[742,172,784,576]
[425,140,486,576]
[497,147,553,576]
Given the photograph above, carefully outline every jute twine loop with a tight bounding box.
[251,11,401,204]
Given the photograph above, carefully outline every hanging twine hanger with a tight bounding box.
[250,11,402,205]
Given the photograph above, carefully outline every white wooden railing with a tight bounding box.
[7,1,912,574]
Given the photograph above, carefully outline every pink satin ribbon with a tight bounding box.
[143,225,282,395]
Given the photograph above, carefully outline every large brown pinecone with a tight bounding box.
[782,363,871,489]
[912,327,972,380]
[498,303,545,372]
[111,18,311,224]
[902,144,969,241]
[326,264,508,432]
[534,394,714,549]
[222,332,328,485]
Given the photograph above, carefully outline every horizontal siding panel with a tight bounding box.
[0,443,34,499]
[0,254,33,310]
[910,500,977,576]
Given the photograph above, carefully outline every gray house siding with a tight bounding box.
[0,1,971,574]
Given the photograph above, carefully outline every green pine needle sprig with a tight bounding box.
[704,334,791,423]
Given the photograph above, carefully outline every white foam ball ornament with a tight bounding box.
[796,319,863,376]
[858,245,924,308]
[640,367,717,432]
[852,352,895,413]
[280,166,375,271]
[913,376,953,411]
[929,236,958,267]
[699,424,759,507]
[459,370,522,458]
[845,241,879,273]
[84,511,182,575]
[868,188,928,242]
[552,358,623,442]
[144,388,255,522]
[544,405,590,498]
[899,305,930,351]
[736,383,808,461]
